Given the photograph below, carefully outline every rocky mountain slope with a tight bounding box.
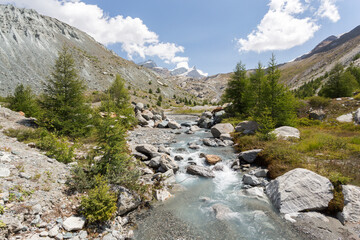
[0,5,188,100]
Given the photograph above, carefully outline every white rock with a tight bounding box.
[0,167,10,177]
[155,189,172,201]
[62,216,85,231]
[336,113,353,123]
[48,226,59,237]
[210,123,234,138]
[271,126,300,140]
[266,168,333,214]
[337,185,360,224]
[168,120,181,129]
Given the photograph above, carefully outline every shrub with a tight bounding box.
[4,128,42,142]
[296,118,321,127]
[327,172,351,214]
[307,96,330,109]
[67,166,95,193]
[8,84,41,118]
[80,176,117,224]
[0,205,4,215]
[37,130,75,163]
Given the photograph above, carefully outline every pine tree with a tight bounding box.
[40,47,92,137]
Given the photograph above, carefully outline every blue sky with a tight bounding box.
[2,0,360,75]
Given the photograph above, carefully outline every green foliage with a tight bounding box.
[93,115,141,190]
[8,84,41,118]
[37,130,75,163]
[223,55,297,128]
[296,118,321,127]
[319,63,359,98]
[80,176,117,224]
[294,75,324,99]
[0,205,4,215]
[149,89,153,94]
[39,46,92,137]
[0,220,6,228]
[307,96,331,109]
[353,53,360,61]
[156,87,161,93]
[4,128,42,142]
[100,75,136,128]
[67,166,95,193]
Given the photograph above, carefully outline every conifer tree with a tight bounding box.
[40,47,91,137]
[8,84,40,118]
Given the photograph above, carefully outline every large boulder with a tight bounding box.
[337,185,360,224]
[198,118,213,129]
[210,123,234,138]
[235,121,259,135]
[157,120,169,128]
[135,144,159,158]
[135,102,144,112]
[117,187,141,215]
[205,154,222,165]
[186,165,215,178]
[238,149,263,163]
[270,126,300,140]
[266,168,334,214]
[336,113,353,123]
[168,120,181,129]
[309,109,326,121]
[62,216,85,231]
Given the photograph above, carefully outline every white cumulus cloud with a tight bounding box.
[0,0,188,64]
[237,0,341,52]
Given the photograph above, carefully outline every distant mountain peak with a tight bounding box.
[138,59,157,68]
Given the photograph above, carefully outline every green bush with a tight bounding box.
[0,205,4,215]
[296,118,321,127]
[67,166,95,193]
[4,128,42,142]
[37,130,75,163]
[80,176,117,224]
[307,96,330,109]
[8,84,41,118]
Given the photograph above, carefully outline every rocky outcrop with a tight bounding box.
[235,121,259,135]
[266,168,334,214]
[337,185,360,224]
[270,126,300,140]
[238,149,263,163]
[186,165,215,178]
[210,123,234,138]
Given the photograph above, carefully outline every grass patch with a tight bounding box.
[172,107,207,115]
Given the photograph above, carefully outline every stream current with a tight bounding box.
[134,116,303,240]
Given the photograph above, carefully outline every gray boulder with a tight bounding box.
[270,126,300,140]
[190,125,200,132]
[186,165,215,178]
[62,216,85,231]
[117,187,141,215]
[136,113,148,126]
[211,123,234,138]
[135,144,159,158]
[220,133,232,141]
[201,111,213,119]
[254,169,269,178]
[158,145,170,155]
[148,156,161,168]
[135,102,144,112]
[239,149,263,163]
[266,168,334,214]
[153,114,163,121]
[198,118,213,129]
[203,138,218,147]
[309,109,326,121]
[337,185,360,224]
[235,121,259,135]
[141,110,153,120]
[242,174,261,186]
[168,120,181,129]
[160,155,179,173]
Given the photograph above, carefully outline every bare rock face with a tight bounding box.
[270,126,300,140]
[210,123,234,138]
[337,185,360,224]
[266,168,334,214]
[117,187,141,216]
